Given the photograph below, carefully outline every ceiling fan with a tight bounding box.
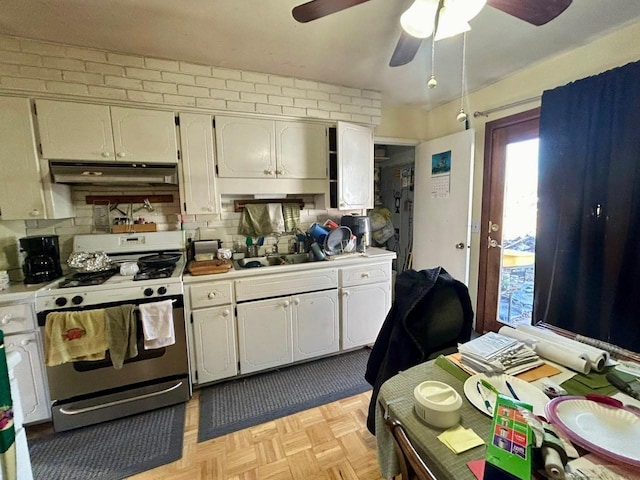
[292,0,572,67]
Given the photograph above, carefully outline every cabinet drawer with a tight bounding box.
[189,281,234,309]
[339,262,391,287]
[235,269,338,302]
[0,304,36,334]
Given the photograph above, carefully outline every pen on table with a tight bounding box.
[505,380,520,400]
[476,381,493,413]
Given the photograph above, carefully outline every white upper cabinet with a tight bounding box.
[178,113,218,214]
[275,121,327,179]
[216,116,275,177]
[0,96,73,220]
[216,115,327,179]
[36,100,178,164]
[336,121,374,210]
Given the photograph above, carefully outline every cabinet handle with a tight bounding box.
[283,300,290,307]
[29,209,40,217]
[276,169,284,175]
[361,272,370,278]
[342,290,350,297]
[222,309,230,317]
[101,151,111,157]
[208,292,216,299]
[266,169,274,176]
[21,338,32,346]
[0,314,12,325]
[117,152,126,158]
[293,298,300,306]
[339,202,345,208]
[207,205,215,212]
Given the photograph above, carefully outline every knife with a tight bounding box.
[606,371,640,401]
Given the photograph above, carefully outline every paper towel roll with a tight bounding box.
[517,325,608,372]
[542,446,565,480]
[498,326,590,374]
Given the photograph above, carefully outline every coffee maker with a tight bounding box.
[19,235,63,284]
[340,214,371,253]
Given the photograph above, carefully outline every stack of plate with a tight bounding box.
[0,270,9,290]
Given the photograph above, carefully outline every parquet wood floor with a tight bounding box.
[128,389,383,480]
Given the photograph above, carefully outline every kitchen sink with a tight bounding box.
[233,253,314,269]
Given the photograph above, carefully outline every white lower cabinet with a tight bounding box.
[237,296,292,374]
[339,262,392,349]
[237,289,339,374]
[191,306,237,384]
[4,331,50,424]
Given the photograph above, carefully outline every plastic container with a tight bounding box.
[413,381,462,428]
[307,223,329,245]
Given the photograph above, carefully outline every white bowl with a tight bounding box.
[414,381,462,429]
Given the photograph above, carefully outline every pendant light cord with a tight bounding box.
[460,32,467,112]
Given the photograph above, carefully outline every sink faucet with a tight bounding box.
[271,233,282,254]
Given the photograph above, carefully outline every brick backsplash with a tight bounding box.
[0,35,382,125]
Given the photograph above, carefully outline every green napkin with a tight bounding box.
[435,355,471,383]
[560,368,618,396]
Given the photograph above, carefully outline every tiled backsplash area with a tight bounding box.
[2,184,349,280]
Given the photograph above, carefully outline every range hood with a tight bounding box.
[49,162,178,185]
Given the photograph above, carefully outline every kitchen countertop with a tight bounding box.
[0,281,46,303]
[182,247,397,283]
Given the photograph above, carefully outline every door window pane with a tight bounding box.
[499,139,538,326]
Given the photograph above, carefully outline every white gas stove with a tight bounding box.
[36,231,186,312]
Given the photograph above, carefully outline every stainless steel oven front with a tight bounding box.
[37,294,190,432]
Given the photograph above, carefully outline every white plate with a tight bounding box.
[463,373,550,417]
[546,397,640,467]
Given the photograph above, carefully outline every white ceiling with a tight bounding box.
[2,1,640,109]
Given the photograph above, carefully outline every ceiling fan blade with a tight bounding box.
[487,0,572,26]
[389,31,423,67]
[292,0,371,23]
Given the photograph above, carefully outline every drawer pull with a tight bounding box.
[222,309,230,317]
[21,338,32,346]
[361,272,370,278]
[1,314,13,325]
[283,300,290,307]
[208,292,216,299]
[293,298,300,306]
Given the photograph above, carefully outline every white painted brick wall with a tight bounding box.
[0,34,381,125]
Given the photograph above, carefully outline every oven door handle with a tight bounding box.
[58,381,184,415]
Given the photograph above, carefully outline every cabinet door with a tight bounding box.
[36,100,115,161]
[192,306,237,384]
[5,332,50,424]
[340,281,391,349]
[0,97,46,220]
[275,121,327,179]
[110,107,178,164]
[215,116,276,178]
[292,290,339,361]
[179,113,218,214]
[237,297,292,374]
[337,121,374,210]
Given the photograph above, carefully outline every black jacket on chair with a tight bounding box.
[365,267,474,434]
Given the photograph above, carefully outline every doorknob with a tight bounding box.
[455,243,465,250]
[488,237,502,249]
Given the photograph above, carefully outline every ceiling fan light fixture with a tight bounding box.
[400,0,439,38]
[434,18,470,41]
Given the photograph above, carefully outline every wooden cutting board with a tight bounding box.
[187,259,232,276]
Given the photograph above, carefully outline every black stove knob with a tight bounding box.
[55,297,67,307]
[157,286,167,295]
[72,295,83,305]
[144,288,154,297]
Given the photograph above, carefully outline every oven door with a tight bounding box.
[38,294,191,431]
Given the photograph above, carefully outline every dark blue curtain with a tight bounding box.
[534,60,640,353]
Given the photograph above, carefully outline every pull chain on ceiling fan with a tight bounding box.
[292,0,572,67]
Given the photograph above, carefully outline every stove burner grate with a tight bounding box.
[58,268,119,288]
[133,264,176,281]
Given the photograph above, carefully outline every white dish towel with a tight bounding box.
[139,300,175,349]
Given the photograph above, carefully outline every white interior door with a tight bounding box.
[412,129,474,284]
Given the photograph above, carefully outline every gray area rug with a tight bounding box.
[29,403,186,480]
[198,348,372,442]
